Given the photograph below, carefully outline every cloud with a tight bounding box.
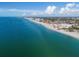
[64,9,79,15]
[65,3,76,8]
[0,8,35,13]
[59,8,65,14]
[7,9,34,12]
[59,3,79,15]
[59,3,75,14]
[7,9,18,11]
[45,6,56,15]
[30,11,45,16]
[30,6,57,16]
[30,12,37,16]
[29,6,57,16]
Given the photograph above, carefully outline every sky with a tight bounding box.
[0,2,79,17]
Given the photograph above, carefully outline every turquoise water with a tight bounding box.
[0,17,79,57]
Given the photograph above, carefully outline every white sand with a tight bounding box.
[26,18,79,39]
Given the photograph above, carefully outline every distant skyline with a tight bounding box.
[0,2,79,17]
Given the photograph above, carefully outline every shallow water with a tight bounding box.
[0,17,79,57]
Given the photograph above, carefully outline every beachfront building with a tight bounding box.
[51,23,74,31]
[59,23,73,28]
[34,18,44,22]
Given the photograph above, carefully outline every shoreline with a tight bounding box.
[25,18,79,39]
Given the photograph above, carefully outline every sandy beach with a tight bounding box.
[26,18,79,39]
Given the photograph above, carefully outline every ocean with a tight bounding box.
[0,17,79,57]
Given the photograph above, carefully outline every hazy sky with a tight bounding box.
[0,2,79,17]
